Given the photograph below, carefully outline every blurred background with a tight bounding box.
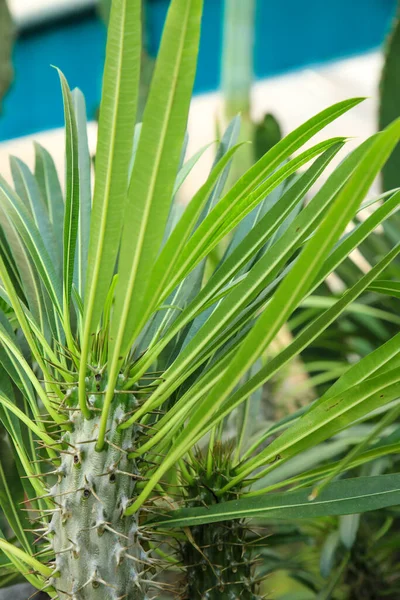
[0,0,398,195]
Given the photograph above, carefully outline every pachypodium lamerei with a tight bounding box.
[2,1,400,599]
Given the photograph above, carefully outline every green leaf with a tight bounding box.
[172,141,214,199]
[204,178,400,439]
[131,238,400,459]
[0,214,44,326]
[56,69,80,343]
[0,318,62,425]
[128,137,377,413]
[79,0,142,415]
[197,115,242,220]
[339,514,360,549]
[0,278,67,381]
[0,177,62,317]
[34,142,64,255]
[0,435,32,554]
[241,368,400,484]
[128,139,348,388]
[0,392,56,447]
[101,0,204,448]
[149,475,400,527]
[0,529,44,591]
[109,0,203,355]
[0,262,42,374]
[72,88,92,300]
[312,401,400,502]
[10,157,60,272]
[0,368,47,500]
[127,143,245,342]
[0,538,52,579]
[368,279,400,299]
[314,188,400,287]
[307,306,400,415]
[299,296,400,326]
[135,117,242,356]
[0,227,24,302]
[128,117,400,511]
[164,98,364,287]
[162,138,345,297]
[319,537,347,593]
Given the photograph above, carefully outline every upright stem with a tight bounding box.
[222,0,255,118]
[221,0,256,175]
[180,451,262,599]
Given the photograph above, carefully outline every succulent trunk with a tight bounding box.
[180,450,262,600]
[222,0,255,119]
[48,383,151,600]
[183,519,258,599]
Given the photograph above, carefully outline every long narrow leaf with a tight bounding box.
[149,475,400,527]
[56,69,80,346]
[127,143,245,341]
[163,99,363,290]
[34,142,64,259]
[10,157,60,272]
[128,117,400,511]
[101,0,204,448]
[72,88,92,300]
[0,177,62,317]
[79,0,141,415]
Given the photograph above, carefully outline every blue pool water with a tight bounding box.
[0,0,396,141]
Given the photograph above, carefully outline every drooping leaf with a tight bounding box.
[149,475,400,527]
[128,117,400,510]
[368,279,400,299]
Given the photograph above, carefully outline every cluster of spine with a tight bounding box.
[179,447,264,600]
[37,373,160,600]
